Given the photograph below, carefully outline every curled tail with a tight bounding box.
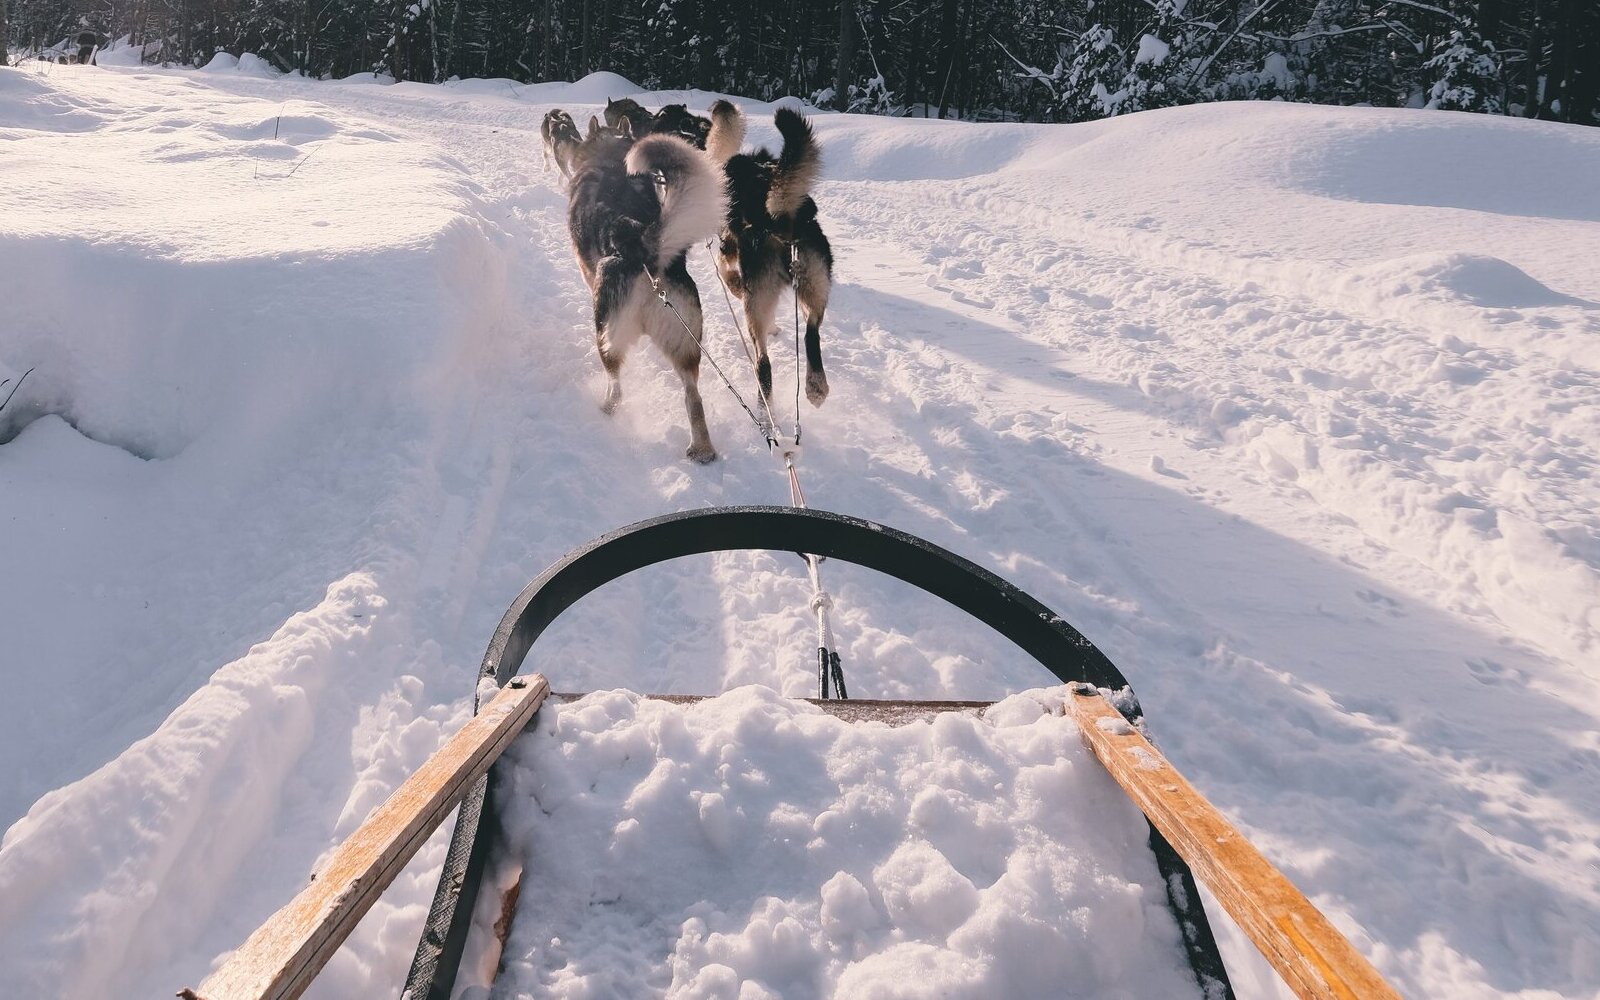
[705,99,746,165]
[625,134,729,270]
[766,108,821,219]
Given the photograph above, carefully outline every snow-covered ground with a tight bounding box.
[1,55,1598,999]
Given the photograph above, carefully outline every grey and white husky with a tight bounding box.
[705,101,834,409]
[540,109,582,181]
[565,118,728,463]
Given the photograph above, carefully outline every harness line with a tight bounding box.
[792,242,804,446]
[644,239,848,699]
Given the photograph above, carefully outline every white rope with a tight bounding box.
[675,238,848,698]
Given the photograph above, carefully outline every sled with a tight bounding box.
[181,506,1401,1000]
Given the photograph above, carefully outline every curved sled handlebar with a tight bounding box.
[476,504,1134,702]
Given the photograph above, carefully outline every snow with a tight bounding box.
[1,61,1598,1000]
[1135,34,1172,67]
[486,688,1201,999]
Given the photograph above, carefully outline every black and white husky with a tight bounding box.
[566,118,728,463]
[652,103,713,149]
[705,101,834,409]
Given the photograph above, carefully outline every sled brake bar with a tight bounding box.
[1067,685,1402,1000]
[178,674,550,1000]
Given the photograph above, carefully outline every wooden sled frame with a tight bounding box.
[184,506,1400,1000]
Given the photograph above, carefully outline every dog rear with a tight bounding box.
[710,105,835,409]
[705,99,745,165]
[566,125,727,462]
[541,109,582,181]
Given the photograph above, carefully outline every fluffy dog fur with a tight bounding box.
[541,109,582,181]
[566,118,729,463]
[706,101,834,409]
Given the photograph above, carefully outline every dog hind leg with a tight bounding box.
[802,314,828,407]
[594,260,641,415]
[648,271,719,463]
[678,363,717,463]
[743,283,781,407]
[798,255,832,407]
[597,327,625,414]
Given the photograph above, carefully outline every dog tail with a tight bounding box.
[705,100,745,165]
[626,134,729,270]
[766,108,821,220]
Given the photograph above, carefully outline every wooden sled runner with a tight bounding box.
[181,506,1401,1000]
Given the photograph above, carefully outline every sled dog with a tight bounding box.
[566,118,728,463]
[651,103,713,150]
[603,97,653,137]
[705,101,833,408]
[541,109,582,180]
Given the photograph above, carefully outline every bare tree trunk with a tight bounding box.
[1547,0,1569,120]
[835,0,856,110]
[694,0,712,90]
[541,0,550,78]
[908,12,922,113]
[1,0,11,67]
[441,0,459,82]
[936,0,958,118]
[956,0,975,118]
[1524,0,1544,116]
[1569,0,1600,124]
[389,0,408,80]
[580,0,591,74]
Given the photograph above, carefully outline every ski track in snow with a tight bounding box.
[0,61,1597,999]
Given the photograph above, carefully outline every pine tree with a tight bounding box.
[1058,24,1129,121]
[1119,0,1194,113]
[1426,11,1505,112]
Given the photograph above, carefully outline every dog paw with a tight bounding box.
[806,370,830,407]
[686,443,718,465]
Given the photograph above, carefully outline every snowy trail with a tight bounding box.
[818,178,1600,997]
[1,64,1597,999]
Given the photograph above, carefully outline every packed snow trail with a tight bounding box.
[0,60,1597,999]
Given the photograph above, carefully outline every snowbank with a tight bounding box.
[0,64,513,997]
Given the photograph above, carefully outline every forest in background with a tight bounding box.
[2,0,1596,126]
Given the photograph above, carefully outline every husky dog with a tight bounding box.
[541,109,582,180]
[651,104,714,150]
[705,101,833,408]
[566,118,728,463]
[603,97,653,137]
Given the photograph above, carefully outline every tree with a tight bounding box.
[1425,11,1504,112]
[1058,24,1129,121]
[1119,0,1196,113]
[835,0,856,111]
